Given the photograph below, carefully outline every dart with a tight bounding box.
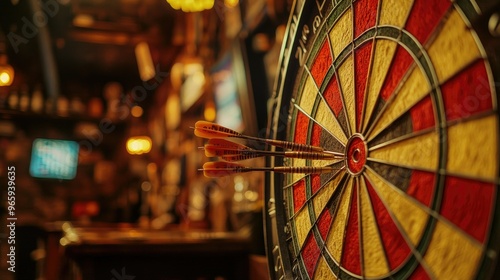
[203,139,343,161]
[201,161,338,178]
[194,121,329,153]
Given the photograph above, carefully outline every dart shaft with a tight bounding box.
[195,127,325,153]
[221,150,343,161]
[202,166,337,177]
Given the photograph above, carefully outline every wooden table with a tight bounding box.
[51,223,251,280]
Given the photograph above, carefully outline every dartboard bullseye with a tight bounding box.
[265,0,500,279]
[346,134,366,175]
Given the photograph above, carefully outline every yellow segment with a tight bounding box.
[294,205,311,248]
[368,65,430,140]
[311,158,343,169]
[329,8,353,57]
[314,256,337,279]
[447,115,498,180]
[427,8,482,83]
[424,220,483,280]
[291,158,306,183]
[326,177,354,262]
[315,100,348,144]
[299,75,318,115]
[313,171,345,218]
[360,179,390,277]
[363,39,399,133]
[379,0,413,27]
[365,168,429,245]
[369,131,439,171]
[337,55,356,134]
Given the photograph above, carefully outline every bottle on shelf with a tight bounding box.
[57,95,69,116]
[7,87,19,110]
[19,85,30,112]
[30,85,44,113]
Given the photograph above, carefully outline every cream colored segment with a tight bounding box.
[360,179,390,277]
[363,39,398,132]
[299,75,318,115]
[427,8,482,83]
[329,8,353,57]
[368,66,430,140]
[365,168,429,245]
[447,115,498,180]
[314,256,337,279]
[326,177,354,262]
[369,131,439,171]
[313,171,345,218]
[379,0,413,27]
[291,158,306,183]
[424,220,483,280]
[337,55,356,133]
[316,100,348,144]
[294,205,311,248]
[311,158,342,168]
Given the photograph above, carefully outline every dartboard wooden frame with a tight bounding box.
[265,0,500,279]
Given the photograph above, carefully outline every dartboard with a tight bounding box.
[265,0,500,279]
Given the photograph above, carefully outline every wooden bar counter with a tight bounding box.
[47,222,251,280]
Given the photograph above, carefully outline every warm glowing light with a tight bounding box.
[131,105,144,118]
[224,0,238,8]
[135,42,155,81]
[126,136,152,155]
[0,56,14,86]
[166,0,214,12]
[0,72,11,84]
[204,100,216,121]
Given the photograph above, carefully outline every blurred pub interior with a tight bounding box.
[0,0,290,279]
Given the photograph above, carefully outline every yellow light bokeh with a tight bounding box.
[166,0,214,12]
[204,100,216,121]
[224,0,238,8]
[0,72,11,85]
[0,68,14,86]
[126,136,152,155]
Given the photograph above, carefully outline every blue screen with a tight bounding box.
[29,138,79,180]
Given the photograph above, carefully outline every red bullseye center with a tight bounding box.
[346,135,367,175]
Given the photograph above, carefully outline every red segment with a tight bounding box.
[293,179,307,213]
[294,111,309,144]
[301,233,321,278]
[407,170,435,207]
[317,208,333,241]
[365,178,412,270]
[408,265,432,280]
[405,0,451,43]
[354,0,379,39]
[441,60,493,122]
[410,96,435,131]
[311,122,322,147]
[311,174,322,195]
[380,45,414,101]
[323,75,343,116]
[310,39,333,86]
[440,176,495,243]
[341,184,361,275]
[354,41,373,131]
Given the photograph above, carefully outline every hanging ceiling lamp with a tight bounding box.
[166,0,214,12]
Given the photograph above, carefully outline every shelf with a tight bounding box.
[0,108,127,125]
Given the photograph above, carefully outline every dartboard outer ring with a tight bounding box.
[265,0,500,279]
